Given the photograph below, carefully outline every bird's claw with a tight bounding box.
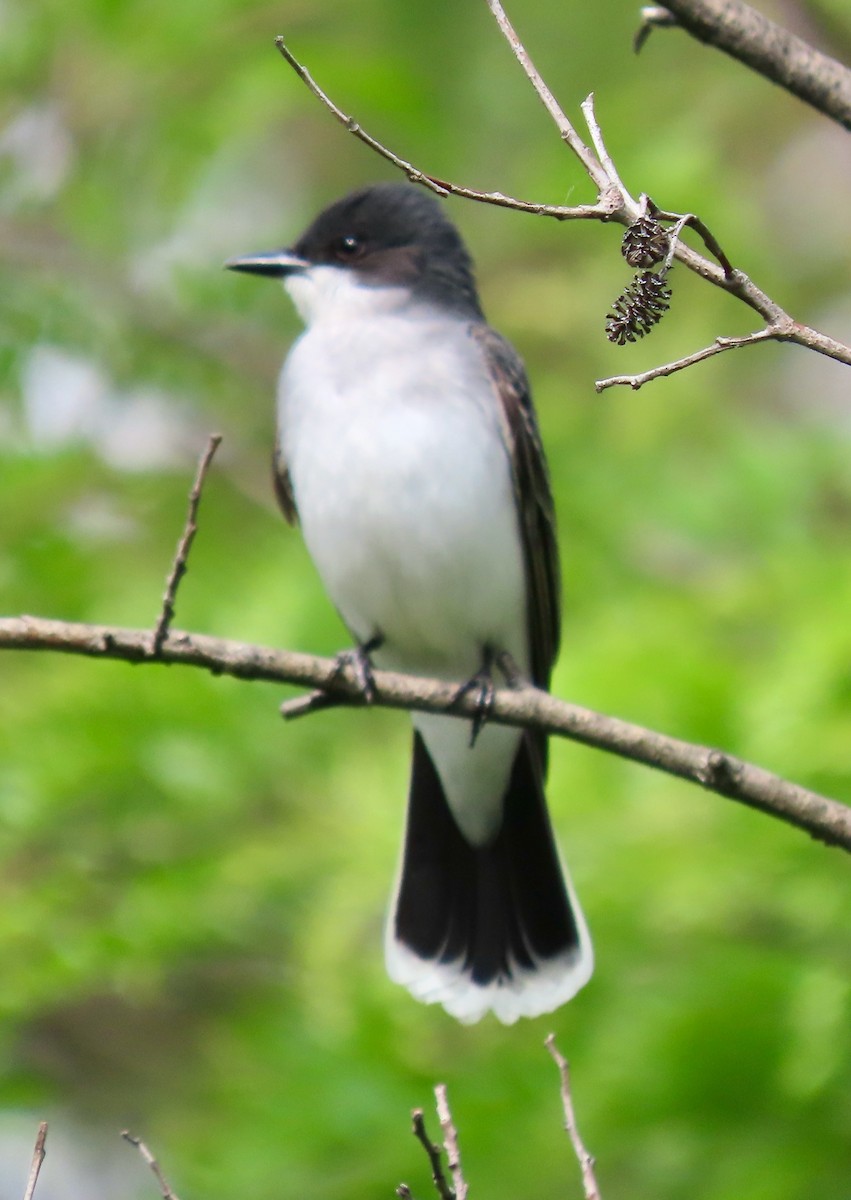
[453,655,497,748]
[332,634,383,703]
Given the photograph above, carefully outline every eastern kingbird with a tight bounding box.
[226,183,593,1023]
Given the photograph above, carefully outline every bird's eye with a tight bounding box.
[333,234,364,261]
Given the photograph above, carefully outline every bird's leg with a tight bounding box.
[494,648,532,690]
[330,632,384,703]
[452,645,497,748]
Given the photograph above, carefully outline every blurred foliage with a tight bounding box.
[1,1,850,1199]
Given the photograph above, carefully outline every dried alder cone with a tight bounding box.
[606,269,672,345]
[606,215,674,344]
[621,214,669,268]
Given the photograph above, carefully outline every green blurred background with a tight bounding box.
[1,0,849,1197]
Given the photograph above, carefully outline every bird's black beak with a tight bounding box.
[224,249,309,278]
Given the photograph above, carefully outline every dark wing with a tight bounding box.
[472,324,561,691]
[272,432,298,525]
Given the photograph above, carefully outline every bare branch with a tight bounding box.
[272,11,851,385]
[596,328,776,391]
[597,308,851,389]
[151,434,222,655]
[121,1132,180,1200]
[545,1037,602,1200]
[22,1123,48,1200]
[480,0,851,374]
[273,37,617,222]
[648,0,851,132]
[434,1086,467,1200]
[2,615,849,851]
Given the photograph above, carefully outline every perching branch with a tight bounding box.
[273,1,851,387]
[637,0,851,132]
[2,615,849,851]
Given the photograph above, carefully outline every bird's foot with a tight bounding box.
[280,633,384,722]
[331,633,384,703]
[453,648,497,748]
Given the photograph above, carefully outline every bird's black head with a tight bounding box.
[229,183,484,319]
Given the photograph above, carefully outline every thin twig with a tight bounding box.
[1,615,849,850]
[273,37,615,222]
[22,1123,48,1200]
[645,200,734,277]
[595,328,777,391]
[435,1086,467,1200]
[662,212,694,273]
[483,0,613,195]
[122,1132,180,1200]
[411,1109,454,1200]
[545,1036,602,1200]
[151,434,222,655]
[579,93,630,203]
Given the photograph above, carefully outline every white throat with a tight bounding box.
[284,263,412,327]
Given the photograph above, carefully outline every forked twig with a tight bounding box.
[402,1094,466,1200]
[410,1108,455,1200]
[644,198,734,277]
[273,38,616,221]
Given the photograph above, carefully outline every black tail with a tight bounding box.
[385,730,592,1023]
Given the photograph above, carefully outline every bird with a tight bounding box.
[226,182,593,1023]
